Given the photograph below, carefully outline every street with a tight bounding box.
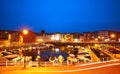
[0,60,120,74]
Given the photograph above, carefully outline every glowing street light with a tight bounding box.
[74,38,78,42]
[23,29,28,35]
[22,29,29,43]
[110,34,116,42]
[110,34,116,56]
[94,44,98,48]
[55,48,60,52]
[102,37,104,39]
[111,34,115,38]
[98,36,100,39]
[95,38,98,41]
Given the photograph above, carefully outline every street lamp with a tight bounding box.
[111,34,115,38]
[110,34,116,42]
[95,38,98,41]
[23,29,28,35]
[22,29,29,44]
[98,36,100,39]
[22,29,28,69]
[74,38,78,42]
[110,34,117,57]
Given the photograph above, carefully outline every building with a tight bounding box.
[97,30,109,42]
[109,31,117,42]
[35,33,44,44]
[117,32,120,42]
[20,30,36,43]
[62,33,73,42]
[0,29,120,45]
[80,34,84,42]
[72,33,80,42]
[88,32,97,42]
[83,32,92,42]
[50,33,62,42]
[98,30,118,42]
[44,33,53,42]
[0,30,19,46]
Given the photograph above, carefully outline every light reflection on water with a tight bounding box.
[35,46,68,61]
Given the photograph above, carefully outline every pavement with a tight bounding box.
[0,60,120,74]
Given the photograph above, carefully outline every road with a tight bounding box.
[0,60,120,74]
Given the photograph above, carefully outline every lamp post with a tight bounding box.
[22,29,28,68]
[110,34,116,40]
[110,34,116,46]
[23,29,29,45]
[110,34,116,57]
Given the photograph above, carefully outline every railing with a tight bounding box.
[0,60,23,66]
[0,59,119,67]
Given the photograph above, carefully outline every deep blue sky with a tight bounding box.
[0,0,120,33]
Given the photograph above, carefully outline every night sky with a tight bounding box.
[0,0,120,33]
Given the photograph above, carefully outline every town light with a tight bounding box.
[8,34,11,41]
[55,48,59,52]
[22,29,28,69]
[111,34,115,38]
[104,38,110,42]
[102,37,104,39]
[119,38,120,42]
[23,29,28,35]
[98,36,100,39]
[51,34,60,41]
[51,35,55,40]
[55,35,60,41]
[94,44,98,48]
[95,38,98,41]
[74,38,78,42]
